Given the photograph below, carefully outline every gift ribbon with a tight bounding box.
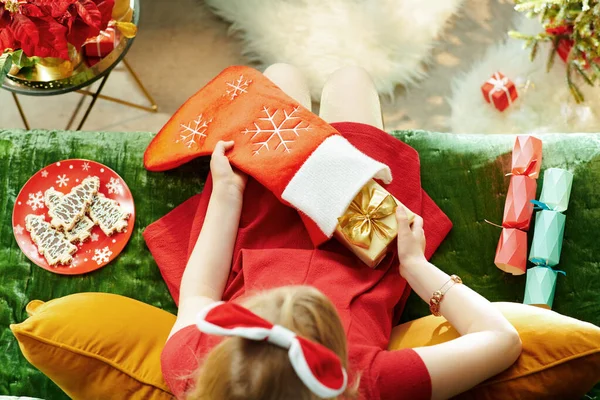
[530,200,557,211]
[88,27,118,57]
[530,262,567,276]
[487,72,513,105]
[337,185,397,249]
[111,20,138,38]
[484,219,503,229]
[505,159,538,177]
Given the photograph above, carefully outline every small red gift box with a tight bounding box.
[481,72,518,112]
[83,28,118,58]
[85,57,101,68]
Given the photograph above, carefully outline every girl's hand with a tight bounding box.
[396,207,427,274]
[210,141,247,199]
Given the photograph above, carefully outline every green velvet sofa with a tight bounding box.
[1,129,598,399]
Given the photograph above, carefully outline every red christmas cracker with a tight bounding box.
[503,175,537,231]
[511,135,542,179]
[493,135,543,274]
[494,228,527,275]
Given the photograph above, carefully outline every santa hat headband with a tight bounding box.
[196,302,348,399]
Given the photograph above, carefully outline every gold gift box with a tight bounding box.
[334,179,415,268]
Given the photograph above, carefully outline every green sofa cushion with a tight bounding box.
[1,129,598,399]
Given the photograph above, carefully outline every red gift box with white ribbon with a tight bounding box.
[83,27,119,58]
[481,72,518,112]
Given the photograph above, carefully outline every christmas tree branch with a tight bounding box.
[512,0,600,102]
[515,0,564,13]
[566,62,585,102]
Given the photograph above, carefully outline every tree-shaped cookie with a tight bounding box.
[89,193,130,236]
[45,187,95,243]
[25,214,77,266]
[47,176,100,231]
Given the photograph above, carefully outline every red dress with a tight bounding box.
[145,122,453,400]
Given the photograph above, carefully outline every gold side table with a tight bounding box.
[1,0,157,130]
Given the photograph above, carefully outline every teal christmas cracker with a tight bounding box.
[529,210,566,267]
[539,168,573,212]
[523,266,565,309]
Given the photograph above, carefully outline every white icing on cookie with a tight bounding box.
[46,187,95,243]
[64,216,95,243]
[25,214,77,266]
[48,176,100,231]
[89,193,130,236]
[44,188,63,210]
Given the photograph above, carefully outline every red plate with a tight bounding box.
[12,159,135,275]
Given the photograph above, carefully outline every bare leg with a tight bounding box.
[263,63,312,112]
[319,66,383,129]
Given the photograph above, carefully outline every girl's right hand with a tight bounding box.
[210,141,247,199]
[396,207,426,274]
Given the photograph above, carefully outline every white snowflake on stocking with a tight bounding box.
[82,162,90,171]
[106,177,123,195]
[56,174,69,187]
[242,106,311,155]
[41,170,48,178]
[14,224,24,235]
[92,246,112,265]
[176,115,212,149]
[26,191,45,211]
[90,233,99,242]
[226,75,252,100]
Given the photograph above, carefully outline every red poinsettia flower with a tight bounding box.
[0,7,17,50]
[0,0,114,59]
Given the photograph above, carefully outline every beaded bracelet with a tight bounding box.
[429,275,462,317]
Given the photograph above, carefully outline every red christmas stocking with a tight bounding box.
[144,66,392,245]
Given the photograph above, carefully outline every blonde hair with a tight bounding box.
[187,286,358,400]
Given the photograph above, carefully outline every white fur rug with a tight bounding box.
[449,15,600,134]
[205,0,464,100]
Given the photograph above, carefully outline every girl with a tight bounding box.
[160,64,522,400]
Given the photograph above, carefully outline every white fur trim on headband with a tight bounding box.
[288,340,348,398]
[282,135,392,238]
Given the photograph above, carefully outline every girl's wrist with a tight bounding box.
[213,182,244,204]
[399,256,428,278]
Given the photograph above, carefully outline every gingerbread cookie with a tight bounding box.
[89,193,130,236]
[25,214,77,266]
[48,176,100,231]
[45,188,95,243]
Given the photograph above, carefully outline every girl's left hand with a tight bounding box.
[210,141,248,198]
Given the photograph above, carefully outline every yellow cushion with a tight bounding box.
[10,293,176,400]
[388,302,600,399]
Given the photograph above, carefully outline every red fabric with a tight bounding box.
[146,122,452,399]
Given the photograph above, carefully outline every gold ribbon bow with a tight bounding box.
[337,186,398,249]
